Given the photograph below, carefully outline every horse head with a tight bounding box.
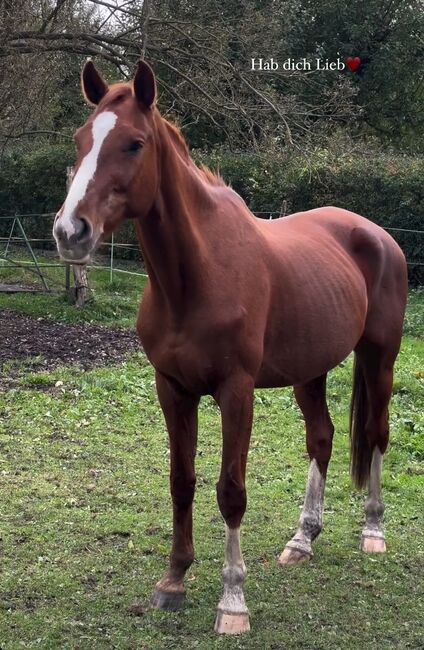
[53,60,159,263]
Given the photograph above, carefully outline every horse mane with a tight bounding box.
[163,119,226,188]
[199,165,226,187]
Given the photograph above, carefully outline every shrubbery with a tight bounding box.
[197,148,423,229]
[1,143,422,280]
[0,144,74,247]
[198,147,424,281]
[0,144,73,216]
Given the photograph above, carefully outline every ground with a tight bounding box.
[0,285,423,649]
[0,309,140,386]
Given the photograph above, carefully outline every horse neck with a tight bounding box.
[135,118,216,312]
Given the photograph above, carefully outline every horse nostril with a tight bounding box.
[73,216,92,243]
[53,213,93,249]
[54,222,67,243]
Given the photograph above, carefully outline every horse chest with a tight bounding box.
[138,319,230,392]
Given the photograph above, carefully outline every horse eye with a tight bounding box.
[126,140,143,153]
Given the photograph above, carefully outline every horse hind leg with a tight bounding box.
[362,447,386,552]
[279,374,334,566]
[351,339,399,553]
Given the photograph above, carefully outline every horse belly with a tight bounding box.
[257,263,368,387]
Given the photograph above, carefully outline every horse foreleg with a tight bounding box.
[214,373,254,635]
[279,375,334,565]
[151,372,199,610]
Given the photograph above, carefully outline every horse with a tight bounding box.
[53,59,408,635]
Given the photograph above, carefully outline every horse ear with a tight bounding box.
[133,60,156,110]
[81,59,109,106]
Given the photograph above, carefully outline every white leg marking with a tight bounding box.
[218,526,248,614]
[368,447,383,501]
[362,448,385,547]
[282,459,325,560]
[215,525,250,634]
[60,111,117,237]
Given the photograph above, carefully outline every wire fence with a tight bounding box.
[0,213,147,292]
[0,211,423,294]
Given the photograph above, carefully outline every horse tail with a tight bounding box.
[349,354,371,489]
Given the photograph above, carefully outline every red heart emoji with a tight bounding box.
[346,56,361,71]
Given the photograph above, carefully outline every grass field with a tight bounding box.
[0,280,423,649]
[0,250,147,328]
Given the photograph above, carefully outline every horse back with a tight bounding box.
[262,206,406,295]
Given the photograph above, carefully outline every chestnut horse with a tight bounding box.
[53,60,407,635]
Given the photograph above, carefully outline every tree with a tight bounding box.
[0,0,422,151]
[0,0,361,149]
[287,0,424,150]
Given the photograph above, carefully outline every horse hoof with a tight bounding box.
[278,546,312,566]
[151,589,185,611]
[214,610,250,635]
[361,536,386,553]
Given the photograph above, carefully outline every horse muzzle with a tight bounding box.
[53,211,95,263]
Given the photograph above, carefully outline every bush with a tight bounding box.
[196,148,424,282]
[0,143,74,244]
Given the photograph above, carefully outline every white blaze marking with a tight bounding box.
[60,111,117,237]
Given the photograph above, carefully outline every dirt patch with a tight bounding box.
[0,309,141,376]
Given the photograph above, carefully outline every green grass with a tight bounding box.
[0,289,423,649]
[404,287,424,339]
[0,255,147,327]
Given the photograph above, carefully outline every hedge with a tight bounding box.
[198,149,424,282]
[0,143,423,281]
